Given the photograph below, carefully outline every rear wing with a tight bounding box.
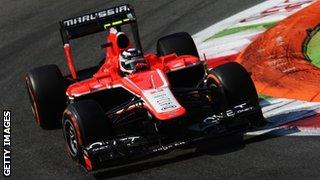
[59,4,136,44]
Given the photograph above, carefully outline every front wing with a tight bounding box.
[81,102,262,171]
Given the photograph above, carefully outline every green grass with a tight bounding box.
[204,21,277,42]
[305,27,320,68]
[258,94,272,100]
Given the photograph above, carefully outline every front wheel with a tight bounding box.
[62,100,113,170]
[207,62,266,127]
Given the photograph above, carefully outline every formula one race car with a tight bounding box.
[25,4,266,171]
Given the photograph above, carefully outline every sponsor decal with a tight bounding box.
[161,105,177,111]
[63,5,130,27]
[203,115,222,125]
[87,141,112,152]
[87,136,143,152]
[144,87,180,113]
[202,103,254,125]
[152,141,186,152]
[88,142,103,149]
[233,103,254,115]
[3,110,11,177]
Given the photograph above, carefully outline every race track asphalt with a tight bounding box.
[1,0,320,179]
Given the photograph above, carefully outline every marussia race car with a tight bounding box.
[25,4,266,171]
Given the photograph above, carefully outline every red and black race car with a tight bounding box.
[25,4,266,171]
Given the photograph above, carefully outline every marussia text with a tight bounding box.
[3,110,11,177]
[63,5,130,27]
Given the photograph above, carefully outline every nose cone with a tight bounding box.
[143,87,186,120]
[122,69,186,121]
[153,106,186,121]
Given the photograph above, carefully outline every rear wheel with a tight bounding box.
[62,100,113,170]
[25,65,66,129]
[208,62,266,127]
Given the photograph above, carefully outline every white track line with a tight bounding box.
[193,0,284,43]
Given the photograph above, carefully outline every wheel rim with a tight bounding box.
[206,78,219,102]
[64,120,78,156]
[206,76,227,111]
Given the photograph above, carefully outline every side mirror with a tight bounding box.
[100,42,112,49]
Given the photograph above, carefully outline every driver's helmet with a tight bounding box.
[119,48,147,74]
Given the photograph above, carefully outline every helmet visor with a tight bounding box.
[120,56,145,71]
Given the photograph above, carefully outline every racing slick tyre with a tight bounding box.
[208,62,266,127]
[157,32,199,57]
[62,100,113,170]
[25,65,66,129]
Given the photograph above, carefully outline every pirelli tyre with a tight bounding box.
[157,32,199,57]
[208,62,266,127]
[62,100,113,170]
[25,65,66,129]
